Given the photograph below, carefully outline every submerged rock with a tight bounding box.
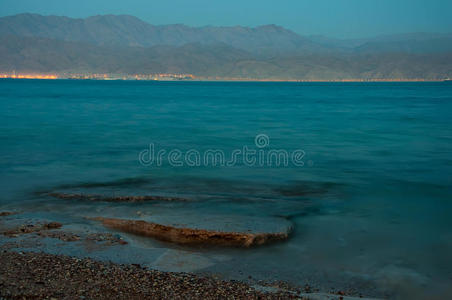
[85,232,128,245]
[37,230,81,242]
[2,222,62,237]
[92,217,291,247]
[0,211,17,217]
[153,249,216,272]
[48,192,188,202]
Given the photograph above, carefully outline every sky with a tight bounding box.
[0,0,451,38]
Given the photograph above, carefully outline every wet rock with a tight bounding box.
[44,222,63,230]
[85,232,127,245]
[2,222,62,237]
[0,212,17,217]
[37,231,81,242]
[81,232,128,252]
[48,192,188,203]
[91,217,291,247]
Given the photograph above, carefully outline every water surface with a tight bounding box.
[1,80,452,298]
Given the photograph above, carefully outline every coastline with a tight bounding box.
[0,75,449,82]
[0,251,292,299]
[0,211,376,299]
[0,251,377,300]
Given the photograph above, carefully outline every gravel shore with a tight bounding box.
[0,251,299,299]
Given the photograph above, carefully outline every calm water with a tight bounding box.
[1,79,452,298]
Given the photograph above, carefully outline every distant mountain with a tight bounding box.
[309,32,452,54]
[2,14,452,55]
[1,35,451,80]
[354,33,452,54]
[0,14,451,79]
[0,35,252,75]
[0,14,328,55]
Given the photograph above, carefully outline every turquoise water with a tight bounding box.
[1,79,452,298]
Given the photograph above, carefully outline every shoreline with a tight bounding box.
[0,211,377,299]
[0,76,449,83]
[0,251,376,300]
[0,251,292,299]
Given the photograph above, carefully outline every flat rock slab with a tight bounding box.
[92,216,293,247]
[138,213,294,234]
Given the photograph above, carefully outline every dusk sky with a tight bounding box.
[1,0,451,38]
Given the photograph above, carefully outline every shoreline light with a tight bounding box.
[0,74,58,79]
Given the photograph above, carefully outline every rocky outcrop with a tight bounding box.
[48,192,187,203]
[92,217,291,247]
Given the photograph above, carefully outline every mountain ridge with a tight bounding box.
[3,13,452,54]
[0,13,323,55]
[1,34,451,80]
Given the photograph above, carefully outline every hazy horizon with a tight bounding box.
[1,0,451,39]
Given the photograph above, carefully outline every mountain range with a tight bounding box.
[1,13,451,80]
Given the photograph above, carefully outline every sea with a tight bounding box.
[1,79,451,298]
